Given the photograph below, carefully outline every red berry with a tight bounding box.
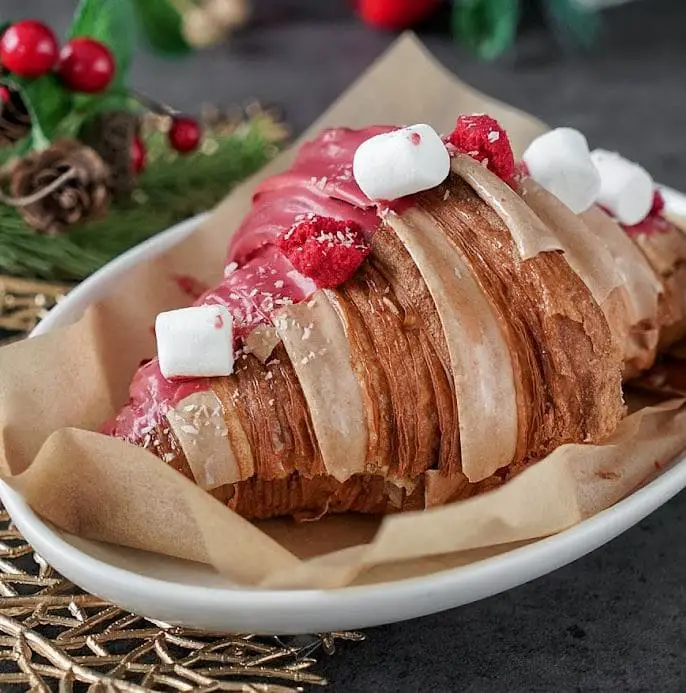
[0,20,59,78]
[650,189,665,217]
[168,116,202,154]
[131,135,146,174]
[357,0,441,30]
[57,38,115,93]
[447,114,515,182]
[277,215,371,289]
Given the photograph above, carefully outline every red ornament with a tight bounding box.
[357,0,441,30]
[168,116,202,154]
[131,135,146,174]
[277,215,371,289]
[57,38,115,93]
[0,20,59,78]
[650,189,665,217]
[447,114,516,182]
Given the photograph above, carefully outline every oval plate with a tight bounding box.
[3,195,686,635]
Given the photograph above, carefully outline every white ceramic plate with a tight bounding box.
[3,192,686,635]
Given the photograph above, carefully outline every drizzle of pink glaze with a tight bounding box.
[101,359,210,443]
[228,126,396,264]
[377,197,415,215]
[410,131,421,145]
[107,127,398,443]
[173,274,209,300]
[200,245,316,340]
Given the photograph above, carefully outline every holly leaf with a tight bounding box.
[10,74,73,151]
[545,0,600,50]
[453,0,520,61]
[68,0,137,88]
[132,0,191,56]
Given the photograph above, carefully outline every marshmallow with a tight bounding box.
[590,149,654,225]
[522,128,601,214]
[156,305,234,380]
[353,124,450,201]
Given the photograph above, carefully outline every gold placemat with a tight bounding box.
[0,509,363,691]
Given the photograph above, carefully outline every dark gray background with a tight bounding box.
[3,1,686,690]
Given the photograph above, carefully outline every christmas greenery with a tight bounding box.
[0,121,280,280]
[0,0,285,283]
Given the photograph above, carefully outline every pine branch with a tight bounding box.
[0,122,277,280]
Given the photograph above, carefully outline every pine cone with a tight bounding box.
[80,111,140,195]
[0,87,31,147]
[9,139,110,235]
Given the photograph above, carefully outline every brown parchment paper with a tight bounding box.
[1,34,686,590]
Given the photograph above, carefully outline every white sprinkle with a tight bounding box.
[487,130,500,143]
[382,296,400,315]
[224,262,238,277]
[443,189,450,201]
[274,280,284,289]
[163,452,176,462]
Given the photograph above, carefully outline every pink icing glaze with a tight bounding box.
[106,126,395,442]
[100,359,210,443]
[228,126,394,263]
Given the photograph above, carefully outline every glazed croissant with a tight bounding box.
[105,119,686,520]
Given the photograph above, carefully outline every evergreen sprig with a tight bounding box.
[0,122,277,280]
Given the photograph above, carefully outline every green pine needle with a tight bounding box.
[0,123,278,281]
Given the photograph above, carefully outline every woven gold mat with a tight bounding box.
[0,509,363,691]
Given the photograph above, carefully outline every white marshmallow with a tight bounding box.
[590,149,654,225]
[522,128,601,214]
[156,305,234,380]
[353,124,450,201]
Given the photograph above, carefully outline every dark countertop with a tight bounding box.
[4,0,686,690]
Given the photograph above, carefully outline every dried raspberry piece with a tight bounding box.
[650,189,665,217]
[622,215,671,238]
[447,114,515,182]
[277,215,371,289]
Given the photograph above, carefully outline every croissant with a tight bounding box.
[104,118,686,520]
